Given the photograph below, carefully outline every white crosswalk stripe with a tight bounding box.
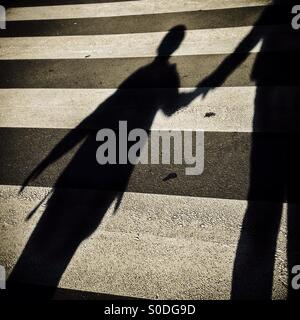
[6,0,272,21]
[0,27,264,60]
[0,87,258,131]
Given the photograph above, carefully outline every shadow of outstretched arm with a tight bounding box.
[201,24,264,92]
[174,24,263,111]
[20,114,93,192]
[185,18,267,106]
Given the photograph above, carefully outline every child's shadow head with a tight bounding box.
[157,25,186,59]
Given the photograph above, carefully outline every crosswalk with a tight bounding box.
[0,0,297,300]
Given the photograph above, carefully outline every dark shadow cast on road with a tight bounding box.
[198,0,300,300]
[8,0,300,300]
[7,25,208,298]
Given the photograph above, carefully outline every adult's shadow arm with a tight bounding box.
[195,21,265,98]
[175,22,264,110]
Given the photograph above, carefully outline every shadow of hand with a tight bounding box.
[196,72,225,99]
[178,77,218,110]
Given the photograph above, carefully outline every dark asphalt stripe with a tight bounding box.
[0,6,286,37]
[1,52,300,88]
[0,128,297,202]
[3,0,137,8]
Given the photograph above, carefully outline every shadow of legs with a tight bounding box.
[287,203,300,300]
[231,202,282,299]
[8,188,115,299]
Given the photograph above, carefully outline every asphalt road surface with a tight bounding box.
[0,0,298,300]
